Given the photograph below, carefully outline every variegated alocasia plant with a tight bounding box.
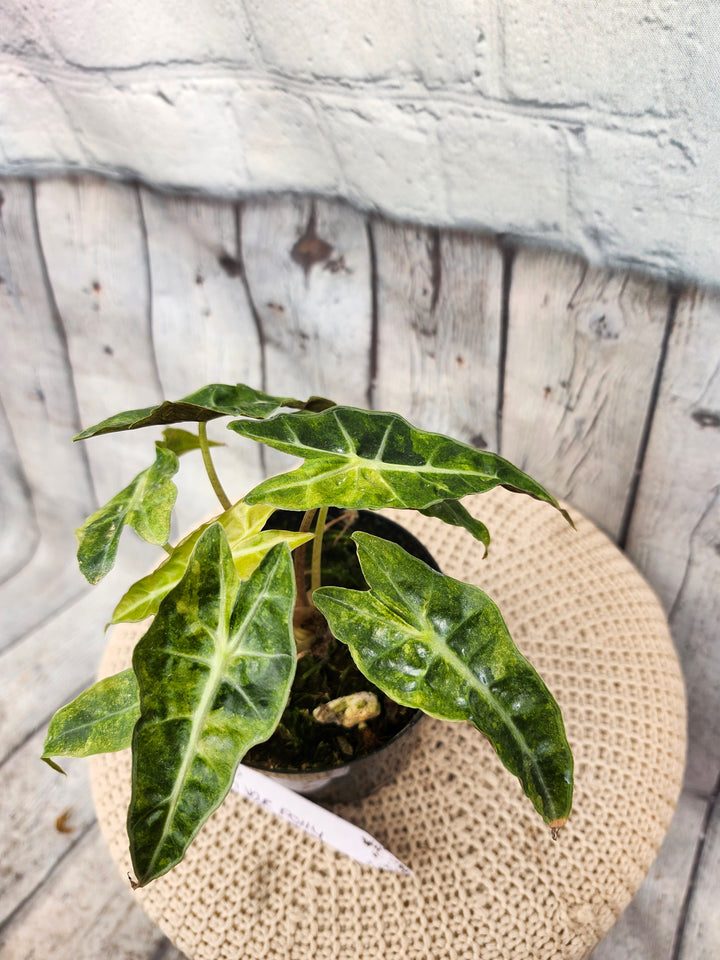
[43,382,574,887]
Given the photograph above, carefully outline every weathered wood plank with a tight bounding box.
[139,189,264,518]
[0,560,149,762]
[0,396,37,585]
[0,826,181,960]
[502,249,671,538]
[626,286,720,794]
[0,179,95,650]
[241,196,372,402]
[241,196,373,476]
[588,789,707,960]
[0,731,96,925]
[371,222,503,446]
[0,175,715,960]
[34,176,163,506]
[678,789,720,960]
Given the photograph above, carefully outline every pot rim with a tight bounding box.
[243,707,426,779]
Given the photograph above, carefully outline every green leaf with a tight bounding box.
[111,501,313,623]
[231,407,572,523]
[128,526,296,886]
[313,532,573,828]
[74,383,335,440]
[76,444,179,584]
[158,427,223,456]
[420,500,491,557]
[42,669,140,768]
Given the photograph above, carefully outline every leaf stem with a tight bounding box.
[310,506,329,596]
[160,542,173,556]
[198,422,231,510]
[293,509,317,616]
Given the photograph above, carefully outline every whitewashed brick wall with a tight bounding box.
[2,0,718,286]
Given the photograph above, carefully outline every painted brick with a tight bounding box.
[0,0,719,288]
[35,0,256,69]
[0,69,86,167]
[244,0,494,91]
[232,89,342,194]
[438,111,568,234]
[502,0,706,116]
[567,125,717,280]
[52,79,340,196]
[1,3,55,60]
[320,99,448,222]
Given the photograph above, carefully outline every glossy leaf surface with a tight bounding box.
[232,407,571,522]
[419,499,491,556]
[74,383,334,440]
[313,532,573,828]
[128,526,296,886]
[76,444,179,584]
[43,669,139,768]
[158,427,222,456]
[111,501,312,623]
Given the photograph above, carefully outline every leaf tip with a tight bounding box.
[549,818,568,841]
[41,756,67,775]
[560,507,576,530]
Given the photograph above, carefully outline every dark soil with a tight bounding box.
[244,510,435,773]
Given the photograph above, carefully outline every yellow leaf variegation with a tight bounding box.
[75,444,179,584]
[231,406,572,548]
[128,525,296,886]
[43,670,140,769]
[53,380,576,887]
[111,501,312,624]
[314,532,573,829]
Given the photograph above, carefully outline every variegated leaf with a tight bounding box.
[128,527,296,886]
[314,532,573,829]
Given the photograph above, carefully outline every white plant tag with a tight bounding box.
[232,766,413,875]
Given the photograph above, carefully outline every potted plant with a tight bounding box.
[42,383,574,888]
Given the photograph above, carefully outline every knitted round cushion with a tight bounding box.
[90,489,686,960]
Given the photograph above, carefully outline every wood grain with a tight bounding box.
[0,559,149,760]
[588,789,707,960]
[678,788,720,960]
[0,826,179,960]
[626,286,720,794]
[35,176,163,505]
[0,731,96,925]
[372,221,503,447]
[0,179,95,650]
[0,395,37,585]
[241,196,373,476]
[140,188,264,522]
[502,248,671,538]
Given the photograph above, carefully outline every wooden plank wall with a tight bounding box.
[0,175,718,960]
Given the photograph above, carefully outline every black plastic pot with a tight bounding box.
[244,508,439,804]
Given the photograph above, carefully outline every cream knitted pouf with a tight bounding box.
[90,488,686,960]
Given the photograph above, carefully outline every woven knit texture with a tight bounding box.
[89,489,686,960]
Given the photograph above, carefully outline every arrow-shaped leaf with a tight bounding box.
[42,669,140,770]
[111,501,312,623]
[74,383,335,440]
[313,532,573,829]
[420,499,491,556]
[128,526,296,886]
[76,444,179,584]
[231,407,571,523]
